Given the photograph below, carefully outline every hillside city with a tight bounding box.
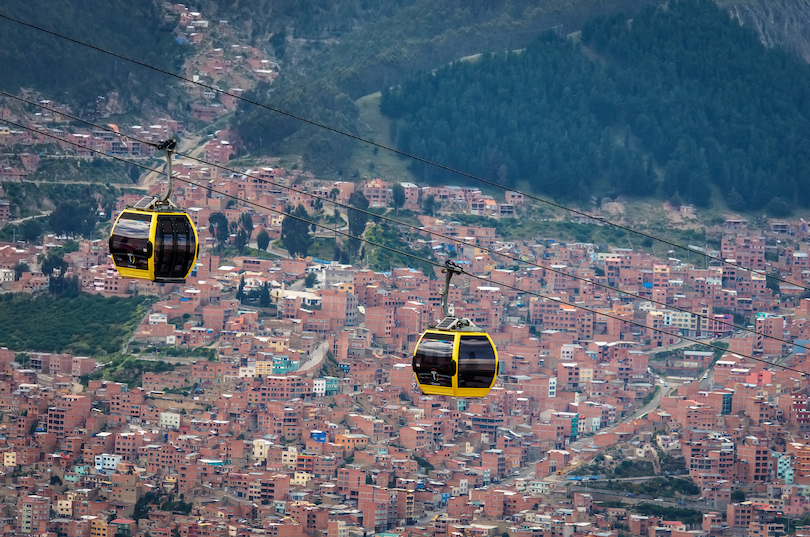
[5,3,810,537]
[4,128,810,537]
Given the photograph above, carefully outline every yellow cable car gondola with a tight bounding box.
[108,139,199,283]
[412,261,499,398]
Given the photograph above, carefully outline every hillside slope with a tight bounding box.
[379,0,810,212]
[0,1,184,113]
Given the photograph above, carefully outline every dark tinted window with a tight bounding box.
[155,215,196,279]
[457,335,497,388]
[110,212,152,270]
[413,333,456,388]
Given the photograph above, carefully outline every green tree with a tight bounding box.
[256,229,270,252]
[236,276,246,302]
[766,272,781,297]
[13,262,29,281]
[40,255,68,276]
[49,201,98,238]
[235,229,248,254]
[304,272,317,288]
[423,194,436,217]
[240,213,254,241]
[281,204,312,258]
[392,183,406,214]
[20,219,43,243]
[208,212,230,249]
[49,275,80,297]
[259,282,271,307]
[766,196,793,217]
[347,192,369,254]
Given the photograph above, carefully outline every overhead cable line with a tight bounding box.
[7,92,806,353]
[1,116,805,377]
[0,11,806,295]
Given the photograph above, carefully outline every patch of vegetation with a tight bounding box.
[161,500,193,515]
[1,182,126,219]
[47,240,81,257]
[167,317,186,330]
[365,222,437,276]
[592,476,699,498]
[635,503,703,525]
[642,386,660,405]
[598,500,628,509]
[133,492,157,521]
[651,341,729,375]
[163,386,191,396]
[239,246,282,260]
[82,354,176,388]
[307,237,338,261]
[449,211,706,251]
[774,515,810,534]
[413,455,434,472]
[0,293,153,355]
[570,463,601,477]
[660,454,688,475]
[610,460,656,478]
[151,346,216,361]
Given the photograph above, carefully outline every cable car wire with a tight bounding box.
[1,116,805,377]
[3,91,805,356]
[0,11,806,295]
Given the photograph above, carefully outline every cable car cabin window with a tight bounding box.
[457,335,497,388]
[110,212,152,270]
[413,333,456,388]
[155,216,195,279]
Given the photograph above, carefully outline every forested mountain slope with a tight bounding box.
[379,0,810,212]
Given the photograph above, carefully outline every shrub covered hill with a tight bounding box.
[380,0,810,212]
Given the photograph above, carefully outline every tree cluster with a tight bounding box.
[3,183,119,222]
[0,293,152,355]
[49,201,99,238]
[235,213,254,254]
